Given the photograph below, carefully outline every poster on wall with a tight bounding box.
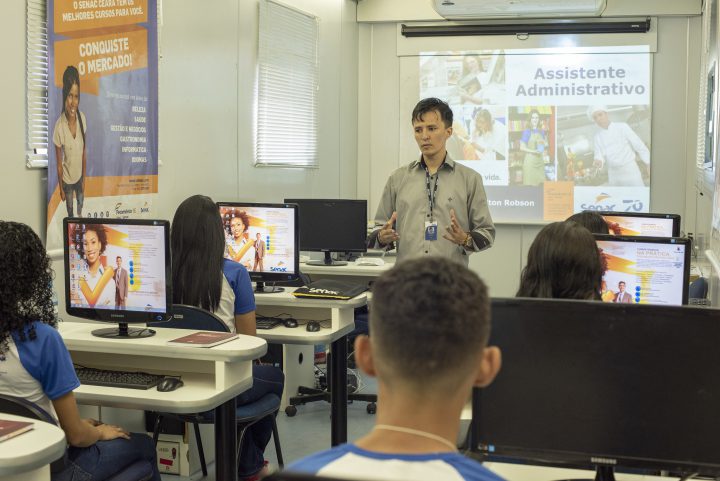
[47,0,158,250]
[418,46,651,222]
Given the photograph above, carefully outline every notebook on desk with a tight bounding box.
[292,279,367,300]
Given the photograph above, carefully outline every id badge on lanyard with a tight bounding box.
[425,166,439,241]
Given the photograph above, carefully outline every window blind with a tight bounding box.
[256,0,319,168]
[26,0,49,168]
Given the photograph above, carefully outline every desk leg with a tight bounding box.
[215,399,237,481]
[330,335,348,446]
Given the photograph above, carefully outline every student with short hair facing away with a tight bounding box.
[0,221,160,481]
[288,256,504,481]
[565,211,610,235]
[517,221,604,300]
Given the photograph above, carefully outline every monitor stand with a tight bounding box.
[557,465,616,481]
[255,281,284,294]
[305,251,348,266]
[91,322,156,339]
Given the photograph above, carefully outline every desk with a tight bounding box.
[0,413,66,481]
[301,259,393,284]
[59,322,266,481]
[253,289,367,446]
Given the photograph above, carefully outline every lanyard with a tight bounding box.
[424,165,439,222]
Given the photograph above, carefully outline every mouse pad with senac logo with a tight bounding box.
[292,279,367,300]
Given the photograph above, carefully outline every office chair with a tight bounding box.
[148,304,284,476]
[285,305,377,416]
[0,394,153,481]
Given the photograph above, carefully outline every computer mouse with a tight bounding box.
[282,317,299,328]
[157,377,184,392]
[306,321,321,332]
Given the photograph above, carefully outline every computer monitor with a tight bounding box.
[591,211,681,237]
[218,202,299,293]
[474,297,720,480]
[63,218,171,338]
[595,234,690,306]
[284,198,367,266]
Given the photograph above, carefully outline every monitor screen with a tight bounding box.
[284,198,367,266]
[218,202,299,291]
[63,218,171,337]
[593,211,681,237]
[475,298,720,477]
[595,234,690,306]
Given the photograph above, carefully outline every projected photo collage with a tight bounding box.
[419,46,651,222]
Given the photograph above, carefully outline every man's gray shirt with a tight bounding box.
[371,155,495,266]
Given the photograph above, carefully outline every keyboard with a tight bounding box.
[256,316,282,330]
[75,366,166,390]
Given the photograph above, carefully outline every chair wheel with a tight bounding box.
[366,403,377,414]
[285,405,297,417]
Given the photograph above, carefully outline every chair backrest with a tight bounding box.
[148,304,229,332]
[0,394,67,472]
[689,277,709,299]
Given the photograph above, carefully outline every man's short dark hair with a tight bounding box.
[370,256,490,386]
[116,256,122,260]
[566,212,610,235]
[412,98,453,128]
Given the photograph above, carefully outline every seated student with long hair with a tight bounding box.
[171,195,284,481]
[517,221,603,300]
[0,221,160,481]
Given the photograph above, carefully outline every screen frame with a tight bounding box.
[594,233,691,305]
[217,201,300,284]
[284,198,368,253]
[473,297,720,477]
[63,217,172,324]
[592,210,681,237]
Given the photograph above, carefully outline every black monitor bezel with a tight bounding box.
[63,217,172,324]
[591,210,681,237]
[473,297,720,477]
[284,198,368,253]
[217,201,300,283]
[594,233,691,305]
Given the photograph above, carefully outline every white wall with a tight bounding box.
[1,0,358,318]
[357,16,701,297]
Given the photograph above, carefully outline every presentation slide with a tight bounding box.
[220,205,297,275]
[601,215,675,237]
[417,46,651,222]
[597,239,687,306]
[67,222,167,312]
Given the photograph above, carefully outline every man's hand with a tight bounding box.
[443,209,469,245]
[378,212,399,246]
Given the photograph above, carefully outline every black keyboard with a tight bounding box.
[256,317,282,330]
[75,366,166,390]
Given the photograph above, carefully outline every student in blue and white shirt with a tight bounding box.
[171,195,284,481]
[0,221,160,481]
[288,256,505,481]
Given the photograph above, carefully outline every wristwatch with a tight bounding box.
[463,233,473,248]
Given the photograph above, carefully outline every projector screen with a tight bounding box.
[416,46,652,223]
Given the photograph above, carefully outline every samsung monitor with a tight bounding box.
[218,202,299,293]
[63,218,171,338]
[284,198,367,266]
[474,297,720,481]
[595,234,690,306]
[591,211,681,237]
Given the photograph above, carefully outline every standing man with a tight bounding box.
[614,281,632,303]
[253,233,265,272]
[370,98,495,265]
[114,256,129,309]
[589,105,650,187]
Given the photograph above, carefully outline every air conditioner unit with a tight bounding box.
[431,0,607,19]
